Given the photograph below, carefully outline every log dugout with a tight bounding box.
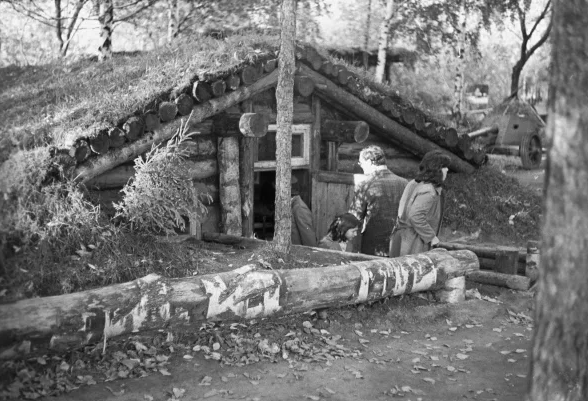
[0,249,478,352]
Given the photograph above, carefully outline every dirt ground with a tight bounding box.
[46,285,535,401]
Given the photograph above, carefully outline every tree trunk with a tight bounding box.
[300,64,475,174]
[240,102,255,238]
[54,0,64,56]
[73,70,279,184]
[530,1,588,399]
[217,137,242,236]
[167,0,178,43]
[0,249,478,355]
[363,0,372,69]
[452,0,467,122]
[274,0,296,253]
[375,0,394,83]
[98,0,113,61]
[510,59,524,97]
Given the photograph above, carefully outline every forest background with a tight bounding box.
[0,0,551,119]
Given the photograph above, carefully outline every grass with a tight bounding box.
[0,34,280,161]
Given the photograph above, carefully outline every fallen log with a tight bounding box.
[466,270,530,291]
[299,64,475,173]
[143,111,161,132]
[437,242,526,263]
[0,249,478,355]
[73,70,279,184]
[322,120,369,143]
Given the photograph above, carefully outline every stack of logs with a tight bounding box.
[296,45,486,166]
[437,240,540,291]
[65,54,279,174]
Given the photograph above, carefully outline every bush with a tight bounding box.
[114,119,210,235]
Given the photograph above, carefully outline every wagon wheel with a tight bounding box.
[519,132,542,170]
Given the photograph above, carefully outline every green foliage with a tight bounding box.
[114,118,210,235]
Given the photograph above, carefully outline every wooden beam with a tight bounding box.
[85,159,218,190]
[437,242,527,263]
[298,64,475,174]
[467,125,499,139]
[214,113,269,138]
[218,136,242,235]
[73,70,279,184]
[239,101,255,238]
[322,120,369,143]
[0,249,478,354]
[466,270,530,291]
[327,142,339,171]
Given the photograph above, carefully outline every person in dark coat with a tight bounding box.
[389,150,450,257]
[349,146,407,256]
[290,175,317,247]
[318,213,360,252]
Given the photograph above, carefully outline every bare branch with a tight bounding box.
[516,1,527,39]
[525,16,552,60]
[527,0,551,39]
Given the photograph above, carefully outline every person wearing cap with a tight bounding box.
[290,175,318,247]
[349,145,407,256]
[389,150,451,257]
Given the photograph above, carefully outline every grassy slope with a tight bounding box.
[0,35,280,157]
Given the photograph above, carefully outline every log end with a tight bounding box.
[354,121,369,143]
[159,102,178,122]
[175,93,195,116]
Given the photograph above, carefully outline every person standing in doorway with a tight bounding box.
[349,145,407,256]
[291,175,317,247]
[389,150,451,257]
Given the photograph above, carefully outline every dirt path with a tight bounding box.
[48,286,535,401]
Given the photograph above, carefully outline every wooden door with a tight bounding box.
[311,170,366,240]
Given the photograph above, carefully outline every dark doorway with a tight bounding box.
[253,169,311,240]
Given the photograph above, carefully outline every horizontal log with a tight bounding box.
[478,256,526,275]
[315,170,362,185]
[467,125,499,139]
[192,81,212,103]
[73,70,279,184]
[213,113,268,138]
[294,75,315,97]
[240,65,258,85]
[144,111,161,132]
[159,101,178,122]
[224,74,241,91]
[0,249,478,354]
[175,93,195,116]
[263,59,277,73]
[108,127,126,148]
[69,138,91,163]
[466,270,530,291]
[122,116,145,141]
[85,159,218,189]
[322,120,369,143]
[444,127,459,148]
[437,242,526,263]
[299,64,475,174]
[211,80,227,97]
[88,128,110,155]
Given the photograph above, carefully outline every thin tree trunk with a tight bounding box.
[529,1,588,399]
[452,0,467,122]
[167,0,178,43]
[61,0,86,57]
[375,0,394,83]
[54,0,64,55]
[98,0,113,60]
[362,0,372,69]
[274,0,296,253]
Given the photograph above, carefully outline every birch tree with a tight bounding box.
[529,0,588,399]
[167,0,178,43]
[375,0,394,83]
[273,0,296,253]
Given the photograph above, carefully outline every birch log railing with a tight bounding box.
[0,249,478,357]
